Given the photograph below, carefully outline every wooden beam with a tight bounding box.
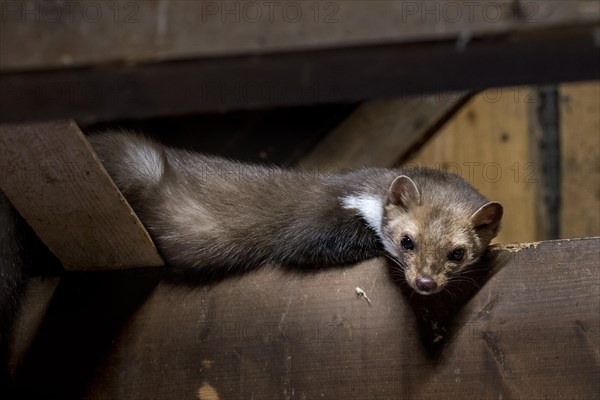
[1,1,598,71]
[0,120,164,270]
[527,86,561,240]
[298,93,471,171]
[559,81,600,238]
[1,5,598,123]
[9,237,600,398]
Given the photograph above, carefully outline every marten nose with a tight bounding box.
[415,276,437,293]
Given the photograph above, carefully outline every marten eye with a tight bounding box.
[448,248,465,262]
[400,236,414,250]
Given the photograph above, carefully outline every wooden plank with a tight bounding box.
[559,81,600,238]
[407,87,546,243]
[0,120,164,270]
[1,18,598,123]
[526,86,561,240]
[298,93,471,171]
[9,237,600,399]
[1,1,598,71]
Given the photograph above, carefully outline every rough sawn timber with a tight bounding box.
[9,237,600,399]
[0,120,164,270]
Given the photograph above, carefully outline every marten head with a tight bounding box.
[381,171,503,295]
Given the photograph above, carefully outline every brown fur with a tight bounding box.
[88,131,503,294]
[383,171,502,294]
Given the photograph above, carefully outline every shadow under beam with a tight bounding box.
[12,268,163,399]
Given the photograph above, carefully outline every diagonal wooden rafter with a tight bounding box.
[0,120,164,270]
[298,93,472,171]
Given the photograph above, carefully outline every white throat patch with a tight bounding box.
[341,194,383,235]
[340,194,399,258]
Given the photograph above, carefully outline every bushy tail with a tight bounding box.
[87,131,165,198]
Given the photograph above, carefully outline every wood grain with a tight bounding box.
[559,81,600,238]
[1,16,598,123]
[1,1,598,71]
[298,93,471,171]
[407,88,544,243]
[9,237,599,399]
[0,120,164,270]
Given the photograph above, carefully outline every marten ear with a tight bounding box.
[470,201,503,241]
[388,175,420,209]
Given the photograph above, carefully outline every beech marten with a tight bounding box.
[88,132,503,295]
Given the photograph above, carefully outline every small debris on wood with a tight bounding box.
[355,287,372,306]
